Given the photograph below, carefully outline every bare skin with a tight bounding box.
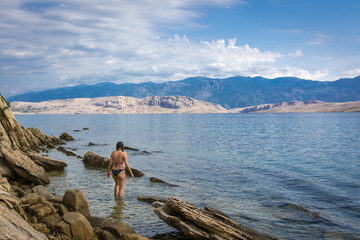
[107,150,134,198]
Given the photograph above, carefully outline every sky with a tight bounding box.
[1,0,360,97]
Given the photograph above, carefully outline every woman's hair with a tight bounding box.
[116,141,124,151]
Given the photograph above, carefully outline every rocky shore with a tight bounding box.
[1,95,276,239]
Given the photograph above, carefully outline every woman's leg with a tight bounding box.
[112,173,120,197]
[118,172,126,198]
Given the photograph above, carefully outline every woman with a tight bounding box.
[107,141,134,198]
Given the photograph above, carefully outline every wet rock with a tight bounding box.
[83,127,89,130]
[0,143,50,185]
[88,216,136,238]
[126,168,144,177]
[26,151,67,171]
[63,212,95,240]
[63,189,91,218]
[88,142,96,146]
[83,151,109,168]
[154,197,276,240]
[150,177,178,187]
[57,146,78,157]
[137,195,167,204]
[59,132,74,141]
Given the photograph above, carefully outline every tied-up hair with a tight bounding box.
[116,141,124,151]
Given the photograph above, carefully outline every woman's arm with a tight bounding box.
[124,153,134,178]
[107,152,114,178]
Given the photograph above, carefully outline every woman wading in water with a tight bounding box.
[107,141,134,198]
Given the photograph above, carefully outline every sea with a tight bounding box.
[15,113,360,240]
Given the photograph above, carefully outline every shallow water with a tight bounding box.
[16,113,360,239]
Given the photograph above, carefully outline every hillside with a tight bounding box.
[6,76,360,109]
[10,96,227,114]
[229,100,360,113]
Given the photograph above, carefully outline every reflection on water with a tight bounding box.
[108,199,126,220]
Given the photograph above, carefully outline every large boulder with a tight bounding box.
[63,189,91,218]
[26,151,67,171]
[63,212,95,240]
[0,203,48,240]
[0,143,50,185]
[83,151,109,168]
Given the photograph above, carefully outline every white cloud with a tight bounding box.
[344,68,360,77]
[0,0,334,95]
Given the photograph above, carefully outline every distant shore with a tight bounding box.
[10,96,360,114]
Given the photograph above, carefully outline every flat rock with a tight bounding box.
[0,143,50,185]
[26,151,67,171]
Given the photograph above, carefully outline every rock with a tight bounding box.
[149,177,178,187]
[0,157,15,177]
[63,212,95,240]
[0,203,48,240]
[126,168,144,177]
[88,142,96,146]
[63,189,91,218]
[154,197,276,240]
[54,220,72,239]
[0,143,50,185]
[83,151,109,168]
[26,151,67,171]
[57,146,78,157]
[27,200,56,221]
[137,195,167,204]
[94,227,117,240]
[59,133,74,141]
[39,213,62,230]
[48,195,64,204]
[27,127,64,146]
[83,127,89,130]
[88,216,136,238]
[32,185,54,200]
[0,177,19,207]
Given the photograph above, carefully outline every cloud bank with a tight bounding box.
[0,0,332,95]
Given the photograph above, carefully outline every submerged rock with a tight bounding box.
[149,177,178,187]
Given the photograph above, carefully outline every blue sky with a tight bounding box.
[1,0,360,97]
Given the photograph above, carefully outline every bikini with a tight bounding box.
[112,169,124,177]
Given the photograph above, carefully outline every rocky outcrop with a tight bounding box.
[83,151,110,168]
[0,143,50,185]
[26,151,67,171]
[59,132,74,141]
[154,197,276,240]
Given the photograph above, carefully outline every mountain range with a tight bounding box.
[7,76,360,109]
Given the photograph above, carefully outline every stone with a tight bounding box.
[32,222,50,234]
[0,143,50,185]
[48,195,64,204]
[126,168,144,177]
[149,177,178,187]
[137,195,167,204]
[88,216,136,237]
[94,227,117,240]
[120,233,149,240]
[63,189,91,218]
[26,151,67,171]
[59,133,74,141]
[63,212,95,240]
[14,204,29,222]
[154,197,276,240]
[0,203,48,240]
[57,146,78,157]
[32,185,54,200]
[27,200,56,221]
[54,220,72,239]
[83,151,109,168]
[39,214,62,230]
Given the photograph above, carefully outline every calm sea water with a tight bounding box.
[16,113,360,239]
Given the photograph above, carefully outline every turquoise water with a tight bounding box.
[16,113,360,239]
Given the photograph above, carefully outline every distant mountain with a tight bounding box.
[7,76,360,108]
[10,96,227,114]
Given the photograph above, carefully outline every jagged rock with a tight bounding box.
[57,146,78,157]
[0,177,19,207]
[63,189,91,218]
[83,151,109,168]
[150,177,178,187]
[63,212,95,240]
[32,185,54,200]
[26,151,67,171]
[154,197,276,240]
[137,195,167,204]
[27,199,56,221]
[0,203,48,240]
[54,220,72,239]
[59,132,74,141]
[39,214,62,230]
[0,143,50,185]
